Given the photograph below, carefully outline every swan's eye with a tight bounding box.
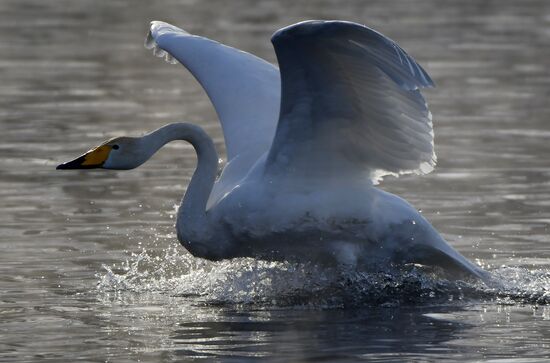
[112,145,120,150]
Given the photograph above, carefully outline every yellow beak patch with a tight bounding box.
[82,145,112,166]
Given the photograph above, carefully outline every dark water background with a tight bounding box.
[1,0,550,361]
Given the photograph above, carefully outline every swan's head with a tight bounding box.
[56,136,150,170]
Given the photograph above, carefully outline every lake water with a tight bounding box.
[1,0,550,361]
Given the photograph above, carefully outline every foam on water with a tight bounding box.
[97,243,550,308]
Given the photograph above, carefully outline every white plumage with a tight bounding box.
[58,20,488,281]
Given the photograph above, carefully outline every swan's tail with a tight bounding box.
[420,241,492,285]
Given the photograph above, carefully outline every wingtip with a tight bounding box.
[149,20,190,37]
[418,66,436,88]
[145,21,182,65]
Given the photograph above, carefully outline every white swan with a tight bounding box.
[57,20,488,280]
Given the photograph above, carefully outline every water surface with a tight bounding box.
[1,0,550,361]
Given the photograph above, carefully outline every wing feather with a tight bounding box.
[265,20,436,182]
[146,21,283,207]
[146,21,280,166]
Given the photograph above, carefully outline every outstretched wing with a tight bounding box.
[146,21,280,165]
[265,20,436,182]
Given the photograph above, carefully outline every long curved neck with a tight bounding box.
[143,123,218,228]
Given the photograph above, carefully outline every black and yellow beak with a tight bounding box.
[56,145,112,170]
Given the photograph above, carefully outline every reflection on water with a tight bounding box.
[1,0,550,361]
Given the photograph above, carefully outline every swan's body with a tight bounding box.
[58,20,488,280]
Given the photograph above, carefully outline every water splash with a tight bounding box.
[485,267,550,305]
[97,244,550,308]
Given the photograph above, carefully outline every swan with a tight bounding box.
[57,20,488,280]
